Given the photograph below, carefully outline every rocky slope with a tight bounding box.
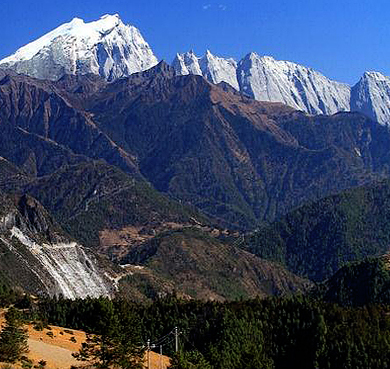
[0,191,114,298]
[0,14,157,81]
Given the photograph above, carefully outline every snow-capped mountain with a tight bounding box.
[0,14,158,81]
[172,50,239,90]
[237,52,351,115]
[172,50,353,116]
[351,71,390,126]
[172,50,203,76]
[200,50,239,90]
[2,13,390,125]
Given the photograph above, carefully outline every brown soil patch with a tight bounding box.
[27,324,86,352]
[27,338,79,369]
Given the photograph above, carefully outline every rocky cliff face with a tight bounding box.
[237,52,352,115]
[351,71,390,126]
[0,192,114,298]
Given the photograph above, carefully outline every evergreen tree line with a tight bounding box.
[30,295,390,369]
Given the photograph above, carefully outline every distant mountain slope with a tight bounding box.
[242,179,390,281]
[3,65,390,229]
[0,160,308,301]
[22,161,210,254]
[84,63,390,226]
[0,14,158,81]
[120,228,311,301]
[0,72,138,175]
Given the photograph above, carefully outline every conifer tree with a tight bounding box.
[0,307,29,363]
[72,299,144,368]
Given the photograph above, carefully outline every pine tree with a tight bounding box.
[0,307,29,363]
[72,299,144,368]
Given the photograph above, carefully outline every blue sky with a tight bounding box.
[1,0,389,84]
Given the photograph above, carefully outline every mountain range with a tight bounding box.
[0,60,390,298]
[1,14,390,125]
[2,14,390,301]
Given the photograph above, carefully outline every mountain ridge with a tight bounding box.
[2,14,390,124]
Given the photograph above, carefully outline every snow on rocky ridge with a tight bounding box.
[173,49,390,125]
[172,50,239,90]
[1,14,390,125]
[351,71,390,126]
[0,14,158,81]
[237,52,351,115]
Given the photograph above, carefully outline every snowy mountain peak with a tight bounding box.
[0,14,158,81]
[172,51,202,76]
[204,49,213,57]
[351,70,390,125]
[362,71,388,82]
[172,49,239,90]
[237,52,351,115]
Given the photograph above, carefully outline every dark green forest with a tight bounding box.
[2,292,387,369]
[242,179,390,281]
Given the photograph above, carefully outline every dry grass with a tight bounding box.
[0,314,170,369]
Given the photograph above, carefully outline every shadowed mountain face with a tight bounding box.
[0,73,138,176]
[2,62,390,230]
[242,179,390,282]
[81,63,390,226]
